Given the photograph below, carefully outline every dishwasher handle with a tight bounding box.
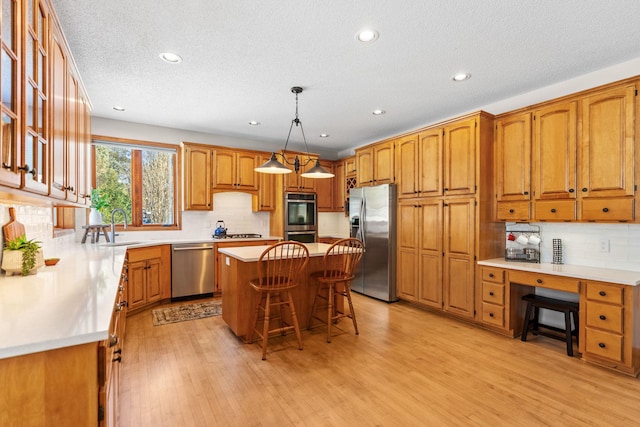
[172,246,214,251]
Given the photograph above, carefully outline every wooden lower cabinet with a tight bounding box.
[397,197,476,319]
[580,280,640,376]
[126,245,171,314]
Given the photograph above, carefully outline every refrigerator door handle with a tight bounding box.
[357,197,366,245]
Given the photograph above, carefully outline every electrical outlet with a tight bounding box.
[599,239,610,253]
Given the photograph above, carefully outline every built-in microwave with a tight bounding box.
[284,192,317,231]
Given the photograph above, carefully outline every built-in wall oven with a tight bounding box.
[284,192,317,243]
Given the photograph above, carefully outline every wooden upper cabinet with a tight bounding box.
[49,26,67,200]
[444,117,476,196]
[183,143,212,210]
[212,148,258,192]
[495,112,531,201]
[316,160,334,212]
[532,101,578,201]
[0,0,21,188]
[285,153,317,192]
[579,84,635,199]
[396,130,443,198]
[356,140,394,187]
[396,133,419,198]
[253,153,275,211]
[344,156,356,177]
[333,160,346,212]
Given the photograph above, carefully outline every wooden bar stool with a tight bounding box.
[521,294,579,356]
[309,238,364,343]
[248,241,309,360]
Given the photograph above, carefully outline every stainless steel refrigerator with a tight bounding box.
[349,183,398,302]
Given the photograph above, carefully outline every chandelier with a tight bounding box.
[254,87,334,178]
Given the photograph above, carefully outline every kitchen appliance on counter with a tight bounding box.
[171,242,215,300]
[214,220,227,238]
[505,223,540,263]
[284,192,317,243]
[349,183,398,302]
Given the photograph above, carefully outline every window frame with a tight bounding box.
[91,135,182,231]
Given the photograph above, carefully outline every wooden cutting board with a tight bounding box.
[3,207,26,243]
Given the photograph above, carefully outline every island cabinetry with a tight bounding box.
[213,239,278,293]
[212,147,259,192]
[580,280,640,376]
[183,143,213,210]
[494,112,532,221]
[356,139,394,187]
[126,245,170,314]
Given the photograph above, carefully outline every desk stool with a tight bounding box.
[521,294,579,356]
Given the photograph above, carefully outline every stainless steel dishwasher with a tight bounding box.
[171,243,215,300]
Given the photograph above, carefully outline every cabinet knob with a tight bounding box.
[489,312,494,317]
[523,191,529,195]
[17,164,30,173]
[109,334,119,347]
[582,188,588,192]
[599,291,606,296]
[489,273,494,278]
[599,315,607,321]
[444,188,449,191]
[30,168,37,178]
[568,188,575,193]
[602,208,609,213]
[536,278,543,284]
[489,291,494,296]
[1,162,11,170]
[550,208,556,213]
[509,209,514,213]
[598,342,606,348]
[113,356,122,363]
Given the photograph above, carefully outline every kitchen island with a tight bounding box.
[218,243,335,341]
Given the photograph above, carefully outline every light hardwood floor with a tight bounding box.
[120,293,640,426]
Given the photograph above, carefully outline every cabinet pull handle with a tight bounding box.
[509,209,514,213]
[113,356,122,363]
[568,188,575,193]
[599,291,606,296]
[602,208,609,213]
[489,291,494,296]
[109,334,119,347]
[1,162,11,169]
[582,188,588,192]
[489,273,494,278]
[598,342,606,348]
[550,208,556,213]
[17,164,30,173]
[599,315,607,320]
[536,279,543,284]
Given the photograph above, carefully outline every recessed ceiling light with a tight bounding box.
[452,73,471,82]
[248,121,260,126]
[319,133,330,138]
[160,52,182,63]
[372,109,386,115]
[113,106,125,112]
[356,29,379,43]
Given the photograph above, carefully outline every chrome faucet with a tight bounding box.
[110,208,128,243]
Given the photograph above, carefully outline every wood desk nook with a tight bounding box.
[477,259,640,376]
[218,243,339,342]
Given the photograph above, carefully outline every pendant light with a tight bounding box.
[255,87,334,178]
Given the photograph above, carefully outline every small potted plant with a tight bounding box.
[2,235,44,276]
[90,189,109,225]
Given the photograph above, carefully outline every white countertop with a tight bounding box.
[219,242,333,262]
[478,258,640,286]
[0,244,127,359]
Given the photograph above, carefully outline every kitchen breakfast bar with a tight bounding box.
[218,243,338,341]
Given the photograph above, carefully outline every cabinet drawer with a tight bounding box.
[482,303,505,327]
[585,327,623,362]
[496,201,530,221]
[127,245,163,262]
[533,200,576,221]
[585,282,623,305]
[482,267,504,283]
[585,301,623,334]
[581,198,634,222]
[482,282,505,305]
[508,270,579,293]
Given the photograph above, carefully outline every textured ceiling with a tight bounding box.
[52,0,640,156]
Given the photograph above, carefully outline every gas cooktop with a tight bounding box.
[212,233,262,239]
